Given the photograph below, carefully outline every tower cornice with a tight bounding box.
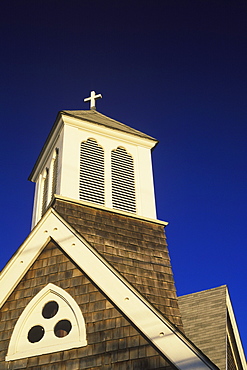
[29,110,158,182]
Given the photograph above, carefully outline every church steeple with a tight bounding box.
[2,93,244,370]
[29,94,158,227]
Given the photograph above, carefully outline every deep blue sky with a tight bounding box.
[1,0,247,357]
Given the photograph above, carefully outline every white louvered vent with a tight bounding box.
[79,139,105,205]
[52,148,59,196]
[42,169,49,216]
[111,147,136,213]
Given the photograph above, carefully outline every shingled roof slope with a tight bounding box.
[61,109,157,141]
[179,286,247,370]
[178,286,228,370]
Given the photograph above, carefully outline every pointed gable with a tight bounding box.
[1,241,169,369]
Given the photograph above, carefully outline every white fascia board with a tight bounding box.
[0,210,54,307]
[29,117,64,183]
[62,114,157,150]
[0,210,218,370]
[226,289,247,370]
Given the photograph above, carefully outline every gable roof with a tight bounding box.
[2,240,172,367]
[0,207,218,370]
[61,109,157,141]
[178,286,247,370]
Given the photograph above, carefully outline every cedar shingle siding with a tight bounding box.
[0,198,182,369]
[53,198,182,328]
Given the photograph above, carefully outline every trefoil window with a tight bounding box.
[6,283,87,361]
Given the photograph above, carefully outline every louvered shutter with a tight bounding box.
[42,169,49,216]
[52,149,59,196]
[79,139,105,205]
[111,147,136,213]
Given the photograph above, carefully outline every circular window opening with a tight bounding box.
[42,301,59,319]
[28,325,45,343]
[54,320,72,338]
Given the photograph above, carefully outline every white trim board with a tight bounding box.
[0,209,218,370]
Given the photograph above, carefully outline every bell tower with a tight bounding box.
[29,91,158,227]
[2,91,237,370]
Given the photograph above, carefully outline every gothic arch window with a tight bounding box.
[111,147,136,213]
[6,284,87,361]
[79,138,105,205]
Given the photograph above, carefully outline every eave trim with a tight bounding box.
[226,289,247,370]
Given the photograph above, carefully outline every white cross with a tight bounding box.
[84,90,102,109]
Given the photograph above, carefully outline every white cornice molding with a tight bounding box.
[0,210,218,370]
[62,114,157,149]
[29,112,158,183]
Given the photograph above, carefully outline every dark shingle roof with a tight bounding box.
[178,286,227,370]
[61,109,157,141]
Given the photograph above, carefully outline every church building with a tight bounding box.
[0,91,246,369]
